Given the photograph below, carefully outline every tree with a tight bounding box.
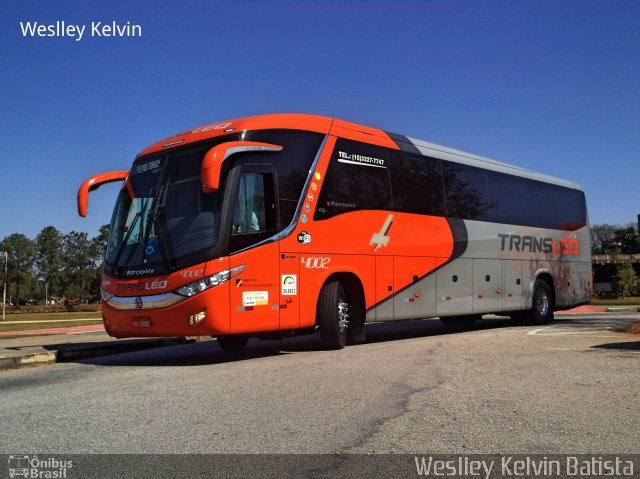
[0,233,36,305]
[590,224,617,255]
[94,224,109,268]
[60,231,102,301]
[35,226,64,299]
[612,261,639,299]
[613,226,640,254]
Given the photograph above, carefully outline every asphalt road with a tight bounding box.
[1,314,638,456]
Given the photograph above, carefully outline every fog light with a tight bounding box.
[188,310,206,326]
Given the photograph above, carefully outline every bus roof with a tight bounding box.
[138,113,582,191]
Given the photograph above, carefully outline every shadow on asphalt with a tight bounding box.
[591,341,640,352]
[70,316,519,368]
[68,315,637,368]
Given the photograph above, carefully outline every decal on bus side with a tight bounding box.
[337,151,386,168]
[297,231,312,245]
[498,233,579,255]
[180,268,204,278]
[190,122,232,134]
[301,257,330,269]
[242,291,268,306]
[117,280,167,292]
[369,214,394,251]
[281,275,297,295]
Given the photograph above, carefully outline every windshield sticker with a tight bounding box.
[135,159,161,175]
[281,275,297,295]
[124,267,156,277]
[144,239,157,256]
[242,291,268,307]
[337,151,386,168]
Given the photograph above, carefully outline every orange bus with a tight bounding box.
[78,113,591,351]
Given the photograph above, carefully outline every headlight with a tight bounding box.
[175,264,245,297]
[101,288,114,302]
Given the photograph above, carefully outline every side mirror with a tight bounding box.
[77,170,129,217]
[201,141,283,193]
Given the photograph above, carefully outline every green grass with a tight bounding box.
[4,304,100,314]
[590,296,640,306]
[0,311,103,334]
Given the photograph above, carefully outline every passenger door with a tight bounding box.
[228,166,280,334]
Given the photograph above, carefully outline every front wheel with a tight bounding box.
[318,280,349,350]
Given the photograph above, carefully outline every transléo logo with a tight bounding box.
[8,455,73,478]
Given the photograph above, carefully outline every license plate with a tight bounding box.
[131,317,152,328]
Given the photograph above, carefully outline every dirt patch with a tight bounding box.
[625,321,640,334]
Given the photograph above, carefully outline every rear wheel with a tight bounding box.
[216,336,248,352]
[318,280,349,349]
[520,279,554,325]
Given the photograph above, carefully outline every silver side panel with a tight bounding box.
[366,221,591,321]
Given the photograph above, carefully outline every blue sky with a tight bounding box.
[1,0,638,241]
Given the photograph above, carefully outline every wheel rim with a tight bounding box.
[337,298,350,333]
[535,289,550,317]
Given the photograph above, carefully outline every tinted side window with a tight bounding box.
[526,181,559,229]
[554,186,587,229]
[442,162,494,220]
[315,139,392,220]
[244,129,324,229]
[388,152,446,216]
[485,170,528,225]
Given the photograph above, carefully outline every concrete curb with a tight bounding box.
[0,337,194,372]
[0,351,58,371]
[605,306,640,313]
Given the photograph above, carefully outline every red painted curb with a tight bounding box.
[556,305,607,315]
[0,324,104,337]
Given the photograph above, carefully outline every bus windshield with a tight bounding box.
[106,141,225,276]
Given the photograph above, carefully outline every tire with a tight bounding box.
[216,336,248,352]
[440,315,480,330]
[521,279,554,325]
[318,280,349,350]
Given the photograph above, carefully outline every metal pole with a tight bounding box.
[2,251,7,321]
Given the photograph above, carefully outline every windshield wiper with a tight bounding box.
[112,197,152,270]
[112,211,143,269]
[153,208,177,271]
[148,186,177,271]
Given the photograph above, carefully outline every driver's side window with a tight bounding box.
[232,172,267,234]
[229,168,277,253]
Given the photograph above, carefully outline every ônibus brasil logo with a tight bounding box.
[8,455,73,478]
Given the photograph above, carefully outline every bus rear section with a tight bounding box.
[78,113,591,351]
